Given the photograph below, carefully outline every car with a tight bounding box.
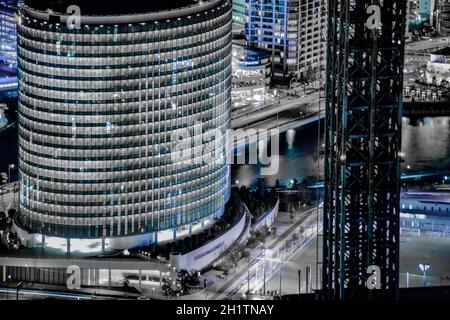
[137,296,150,300]
[217,273,227,280]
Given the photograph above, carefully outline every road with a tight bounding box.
[231,91,322,129]
[211,207,321,300]
[405,37,450,55]
[0,287,105,300]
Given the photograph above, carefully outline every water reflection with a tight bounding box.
[286,129,296,150]
[401,117,450,172]
[232,120,324,187]
[232,117,450,187]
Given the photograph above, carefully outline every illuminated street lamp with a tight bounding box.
[6,274,11,300]
[7,164,15,184]
[419,262,430,287]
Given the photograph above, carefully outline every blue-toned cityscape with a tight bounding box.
[0,0,449,305]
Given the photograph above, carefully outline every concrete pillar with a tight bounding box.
[2,265,5,282]
[189,223,193,237]
[102,237,105,253]
[108,269,111,288]
[154,232,158,244]
[95,269,99,286]
[138,269,142,289]
[90,269,94,286]
[173,228,176,241]
[67,239,70,255]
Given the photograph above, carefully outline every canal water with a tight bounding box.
[1,117,450,187]
[232,116,450,188]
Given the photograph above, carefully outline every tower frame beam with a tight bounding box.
[323,0,406,300]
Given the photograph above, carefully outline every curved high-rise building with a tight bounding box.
[15,0,232,253]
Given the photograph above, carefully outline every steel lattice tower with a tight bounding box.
[323,0,406,299]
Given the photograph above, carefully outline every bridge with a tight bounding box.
[403,101,450,117]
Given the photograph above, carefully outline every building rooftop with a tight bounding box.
[21,0,226,25]
[24,0,200,15]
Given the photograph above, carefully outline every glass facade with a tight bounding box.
[233,0,246,25]
[232,45,271,100]
[245,0,326,80]
[438,1,450,36]
[0,0,18,93]
[16,0,233,245]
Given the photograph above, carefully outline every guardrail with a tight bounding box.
[252,200,279,232]
[173,209,248,271]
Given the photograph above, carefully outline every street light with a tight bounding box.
[262,248,266,296]
[7,164,15,184]
[6,274,11,300]
[419,262,430,287]
[16,281,23,300]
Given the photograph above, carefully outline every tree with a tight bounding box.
[7,209,16,219]
[275,179,280,189]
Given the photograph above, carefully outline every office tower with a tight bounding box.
[437,0,450,35]
[15,0,233,254]
[233,0,246,25]
[0,0,18,93]
[245,0,326,82]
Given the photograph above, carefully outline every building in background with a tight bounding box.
[0,0,18,95]
[245,0,326,83]
[233,0,246,26]
[232,44,271,103]
[407,0,420,32]
[400,191,450,237]
[426,47,450,85]
[437,0,450,35]
[418,0,435,23]
[15,0,233,254]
